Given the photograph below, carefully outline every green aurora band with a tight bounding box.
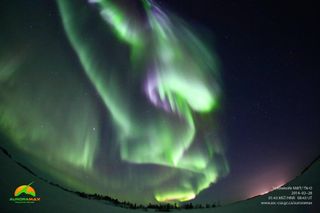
[0,0,228,204]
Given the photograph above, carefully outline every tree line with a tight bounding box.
[75,191,220,211]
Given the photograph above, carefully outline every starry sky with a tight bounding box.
[0,0,319,205]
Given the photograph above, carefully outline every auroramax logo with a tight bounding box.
[9,182,41,203]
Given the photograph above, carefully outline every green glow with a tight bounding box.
[97,0,142,47]
[0,0,228,204]
[155,192,196,203]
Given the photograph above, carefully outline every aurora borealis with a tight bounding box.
[1,0,319,208]
[0,0,228,204]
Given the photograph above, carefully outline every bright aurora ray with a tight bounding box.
[0,0,228,204]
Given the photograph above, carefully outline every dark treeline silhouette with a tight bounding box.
[74,191,219,211]
[2,142,319,212]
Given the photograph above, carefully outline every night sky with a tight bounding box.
[0,0,319,205]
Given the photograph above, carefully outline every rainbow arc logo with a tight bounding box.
[9,182,41,203]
